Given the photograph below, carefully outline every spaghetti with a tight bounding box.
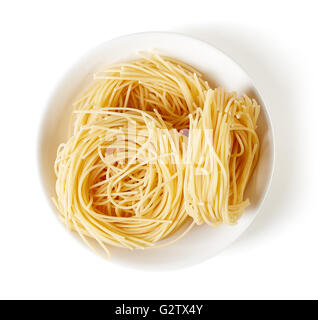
[53,53,260,258]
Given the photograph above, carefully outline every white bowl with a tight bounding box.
[38,32,274,270]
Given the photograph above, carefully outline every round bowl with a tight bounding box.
[38,32,275,270]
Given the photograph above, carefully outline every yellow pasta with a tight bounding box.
[184,88,259,226]
[53,53,260,258]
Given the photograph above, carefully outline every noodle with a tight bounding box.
[183,89,259,226]
[53,53,260,258]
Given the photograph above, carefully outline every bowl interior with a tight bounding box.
[38,32,274,270]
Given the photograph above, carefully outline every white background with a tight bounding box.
[0,0,317,299]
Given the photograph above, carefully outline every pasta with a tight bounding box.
[184,88,259,226]
[53,53,260,258]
